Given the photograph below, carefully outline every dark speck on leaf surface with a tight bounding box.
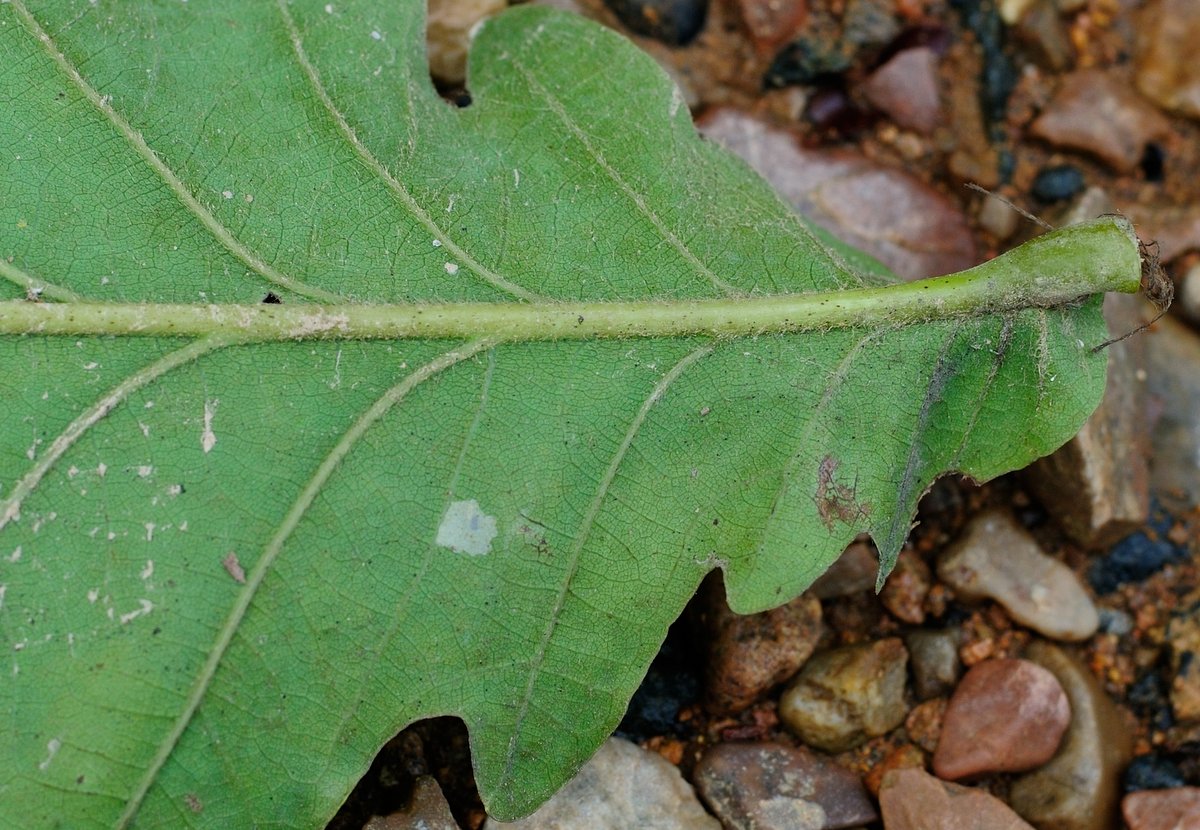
[1031,164,1086,202]
[262,292,282,304]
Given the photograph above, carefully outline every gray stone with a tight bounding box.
[1144,316,1200,509]
[1009,642,1133,830]
[905,628,962,700]
[779,638,909,753]
[937,508,1100,641]
[694,742,877,830]
[809,540,878,599]
[484,738,720,830]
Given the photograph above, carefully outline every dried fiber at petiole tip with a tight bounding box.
[1091,238,1173,353]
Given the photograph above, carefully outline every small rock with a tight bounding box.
[693,742,878,830]
[426,0,509,87]
[1027,293,1152,549]
[778,638,909,753]
[879,550,931,624]
[733,0,808,54]
[1181,262,1200,327]
[862,47,942,134]
[809,540,878,599]
[1167,602,1200,723]
[364,776,458,830]
[937,509,1100,642]
[1031,70,1170,172]
[905,698,946,753]
[1009,642,1133,830]
[905,629,962,700]
[484,737,720,830]
[602,0,708,46]
[977,193,1020,241]
[863,743,927,798]
[1011,0,1073,70]
[1144,316,1200,508]
[1123,754,1187,793]
[1086,503,1190,594]
[1097,608,1134,637]
[704,588,823,714]
[1135,0,1200,118]
[933,658,1070,780]
[879,768,1036,830]
[698,109,976,280]
[1122,787,1200,830]
[1031,164,1085,202]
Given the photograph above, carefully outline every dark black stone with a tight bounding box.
[1031,165,1085,202]
[1141,142,1165,182]
[766,39,854,87]
[950,0,1018,130]
[1127,671,1176,732]
[1123,754,1187,793]
[617,616,701,740]
[603,0,708,47]
[1088,503,1188,594]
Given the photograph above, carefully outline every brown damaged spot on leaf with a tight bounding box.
[222,551,246,584]
[815,455,870,530]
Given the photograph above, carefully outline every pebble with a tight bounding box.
[1181,262,1200,327]
[879,768,1036,830]
[879,550,931,624]
[1123,754,1187,792]
[905,629,962,700]
[1087,502,1190,595]
[808,540,878,599]
[1135,0,1200,118]
[977,193,1020,241]
[905,698,946,753]
[1011,0,1073,71]
[697,109,976,280]
[1026,293,1151,549]
[364,776,459,830]
[426,0,508,86]
[937,509,1100,642]
[1031,164,1085,202]
[1030,70,1171,172]
[704,590,823,714]
[693,742,878,830]
[1144,317,1200,509]
[932,658,1070,779]
[602,0,708,46]
[778,638,909,753]
[1009,642,1133,830]
[732,0,808,54]
[484,737,720,829]
[863,744,926,798]
[1122,788,1200,830]
[862,47,942,134]
[1167,601,1200,723]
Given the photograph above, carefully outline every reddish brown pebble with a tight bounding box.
[1122,787,1200,830]
[862,47,943,134]
[694,742,878,830]
[863,743,926,798]
[879,768,1035,830]
[933,658,1070,780]
[880,550,931,624]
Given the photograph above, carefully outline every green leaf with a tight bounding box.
[0,1,1139,826]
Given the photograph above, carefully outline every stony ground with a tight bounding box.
[331,1,1200,828]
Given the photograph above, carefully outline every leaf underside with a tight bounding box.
[0,2,1110,826]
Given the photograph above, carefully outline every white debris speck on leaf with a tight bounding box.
[436,499,498,556]
[0,584,6,611]
[432,239,442,247]
[202,400,217,454]
[96,462,107,477]
[222,551,246,583]
[118,599,154,625]
[7,546,19,563]
[167,484,182,496]
[67,465,79,478]
[370,29,381,40]
[221,190,233,199]
[325,3,333,12]
[38,738,61,771]
[140,560,154,580]
[136,465,153,478]
[444,262,459,275]
[138,422,150,438]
